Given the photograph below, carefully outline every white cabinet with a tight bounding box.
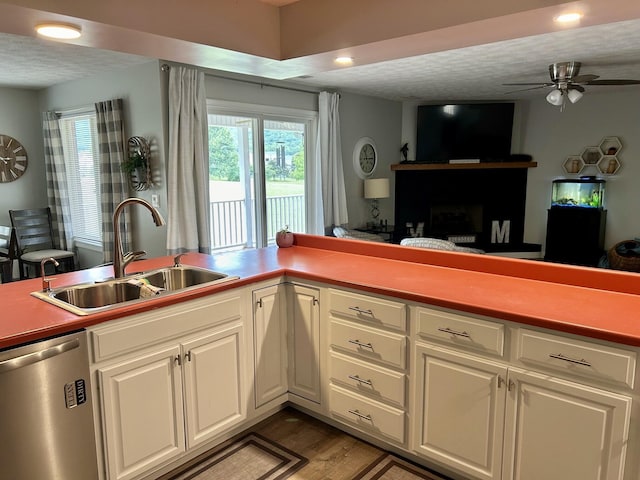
[90,292,247,480]
[327,288,408,445]
[287,283,321,403]
[99,346,185,480]
[253,284,288,407]
[412,306,634,480]
[503,367,631,480]
[413,343,507,480]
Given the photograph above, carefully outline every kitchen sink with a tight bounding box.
[31,265,238,315]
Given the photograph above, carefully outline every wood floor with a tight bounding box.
[250,407,447,480]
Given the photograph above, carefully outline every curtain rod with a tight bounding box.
[161,63,322,96]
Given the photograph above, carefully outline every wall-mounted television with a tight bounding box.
[415,103,514,163]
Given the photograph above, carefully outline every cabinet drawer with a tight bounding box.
[516,329,636,388]
[329,385,405,444]
[331,319,407,370]
[330,351,406,407]
[90,293,242,362]
[416,306,504,356]
[329,288,406,332]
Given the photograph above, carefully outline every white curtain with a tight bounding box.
[167,66,211,254]
[315,91,348,231]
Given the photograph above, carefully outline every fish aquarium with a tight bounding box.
[551,177,605,209]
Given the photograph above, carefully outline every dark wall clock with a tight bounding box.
[0,134,28,183]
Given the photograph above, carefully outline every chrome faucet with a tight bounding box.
[41,257,59,292]
[112,198,165,278]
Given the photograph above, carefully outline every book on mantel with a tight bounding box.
[449,159,481,164]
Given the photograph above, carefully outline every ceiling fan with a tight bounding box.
[504,61,640,110]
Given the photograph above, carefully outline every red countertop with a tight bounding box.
[2,234,640,350]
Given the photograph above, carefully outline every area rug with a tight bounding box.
[167,433,308,480]
[354,454,451,480]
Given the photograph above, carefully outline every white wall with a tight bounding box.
[0,87,48,226]
[401,90,640,252]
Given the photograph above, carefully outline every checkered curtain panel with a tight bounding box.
[95,98,130,262]
[42,111,73,250]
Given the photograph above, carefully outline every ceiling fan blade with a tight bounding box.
[571,74,599,83]
[502,82,552,86]
[568,84,585,92]
[503,85,550,94]
[585,79,640,85]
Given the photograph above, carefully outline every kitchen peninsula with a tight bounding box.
[2,234,640,480]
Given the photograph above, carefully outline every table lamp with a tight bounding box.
[364,178,390,223]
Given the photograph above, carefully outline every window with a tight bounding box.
[207,101,316,250]
[59,111,102,245]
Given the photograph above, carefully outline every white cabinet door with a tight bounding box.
[414,343,507,480]
[287,283,321,403]
[502,367,632,480]
[182,322,246,449]
[99,345,185,480]
[253,284,288,406]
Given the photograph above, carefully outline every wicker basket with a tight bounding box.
[608,240,640,272]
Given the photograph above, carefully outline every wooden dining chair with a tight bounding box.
[9,208,76,279]
[0,225,17,282]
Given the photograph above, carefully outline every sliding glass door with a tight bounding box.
[207,103,313,250]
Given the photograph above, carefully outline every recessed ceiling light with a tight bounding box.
[335,56,353,66]
[554,12,582,24]
[35,23,82,39]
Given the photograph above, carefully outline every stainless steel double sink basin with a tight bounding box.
[32,265,238,315]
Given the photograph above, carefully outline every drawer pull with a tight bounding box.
[348,409,372,421]
[348,339,374,349]
[549,353,592,367]
[437,327,471,338]
[348,374,373,386]
[349,306,374,315]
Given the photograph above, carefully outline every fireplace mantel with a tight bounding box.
[391,161,537,171]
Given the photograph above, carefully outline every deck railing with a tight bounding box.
[209,194,305,250]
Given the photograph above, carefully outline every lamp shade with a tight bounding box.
[364,178,390,199]
[546,89,563,106]
[567,89,583,104]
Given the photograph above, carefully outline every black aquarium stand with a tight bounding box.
[544,207,606,267]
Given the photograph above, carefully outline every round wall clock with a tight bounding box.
[353,137,378,179]
[0,134,28,183]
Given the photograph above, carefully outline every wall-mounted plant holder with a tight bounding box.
[563,155,584,175]
[125,136,151,191]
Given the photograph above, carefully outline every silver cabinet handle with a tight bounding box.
[549,353,592,367]
[348,374,373,386]
[348,409,372,421]
[349,306,373,315]
[0,338,79,374]
[348,339,374,349]
[437,327,471,338]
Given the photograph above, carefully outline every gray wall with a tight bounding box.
[39,60,167,266]
[0,87,48,226]
[339,92,403,228]
[401,90,640,252]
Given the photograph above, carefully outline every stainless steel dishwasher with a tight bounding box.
[0,330,99,479]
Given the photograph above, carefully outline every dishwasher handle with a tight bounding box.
[0,338,80,374]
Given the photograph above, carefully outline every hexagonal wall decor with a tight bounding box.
[597,155,621,175]
[599,136,622,156]
[563,156,584,174]
[581,146,602,165]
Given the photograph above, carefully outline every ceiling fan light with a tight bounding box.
[546,89,563,106]
[567,89,583,103]
[35,23,82,40]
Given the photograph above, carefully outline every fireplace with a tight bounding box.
[393,165,533,251]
